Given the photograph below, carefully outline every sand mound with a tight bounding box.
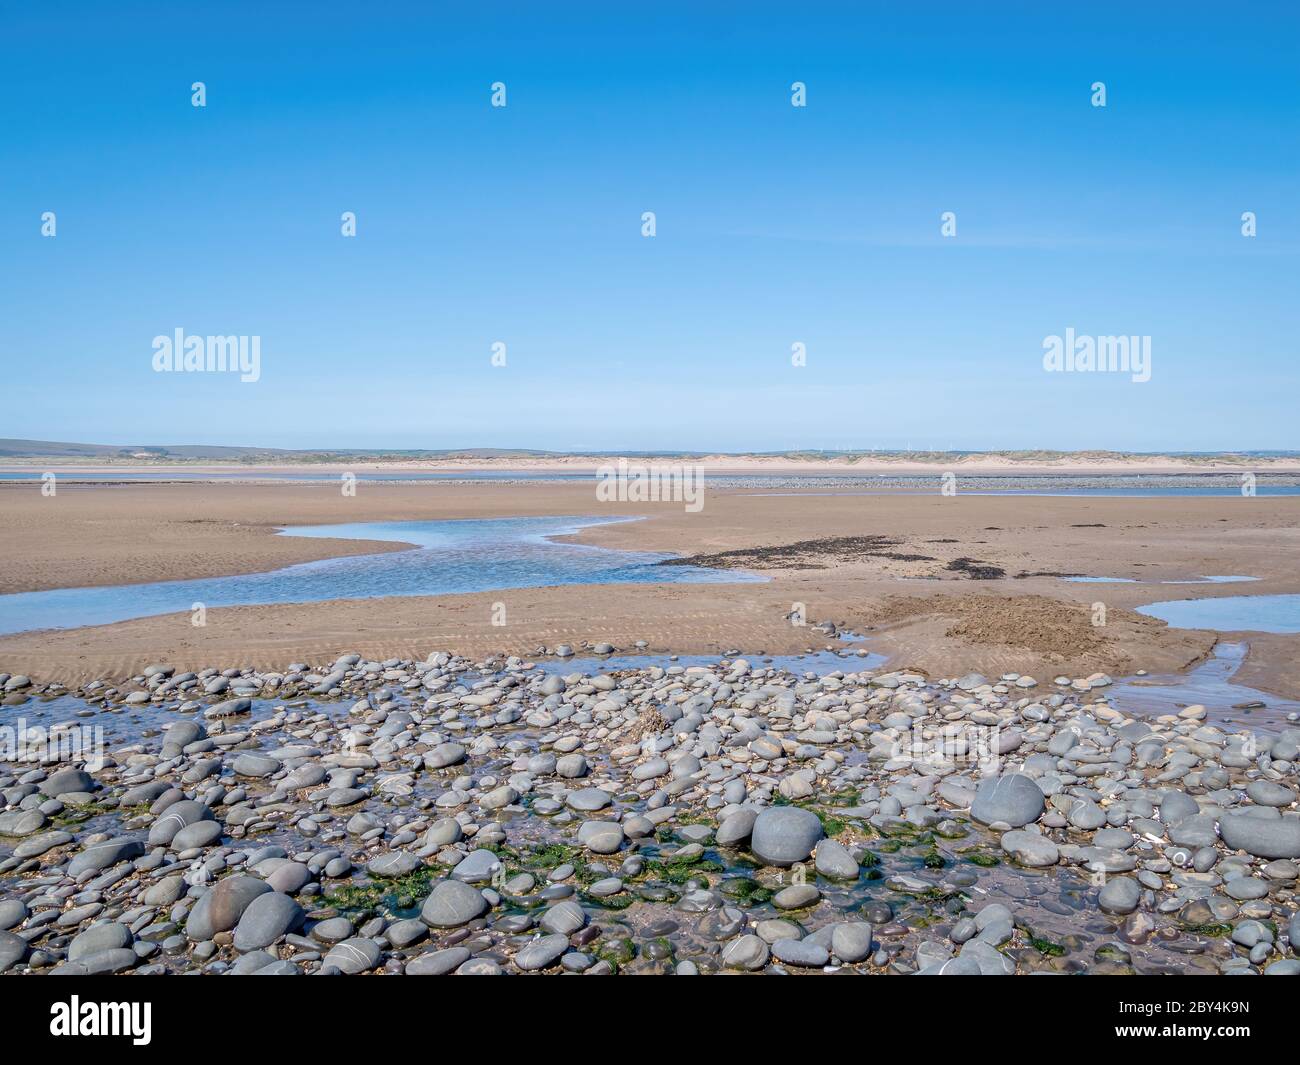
[874,593,1113,656]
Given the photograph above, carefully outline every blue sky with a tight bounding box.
[1,2,1296,452]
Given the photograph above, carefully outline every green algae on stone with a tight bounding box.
[642,854,724,885]
[719,877,775,904]
[522,841,582,868]
[962,850,1001,867]
[595,935,637,970]
[1181,922,1233,938]
[1028,935,1066,957]
[321,865,442,918]
[582,890,635,911]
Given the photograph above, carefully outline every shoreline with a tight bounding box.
[0,583,1251,696]
[5,453,1300,477]
[0,626,1294,709]
[1,482,1296,698]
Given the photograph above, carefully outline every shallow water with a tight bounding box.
[1137,593,1300,634]
[1159,575,1259,585]
[1104,642,1300,733]
[4,470,1299,495]
[1062,575,1258,585]
[0,516,762,636]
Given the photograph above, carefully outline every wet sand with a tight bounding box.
[0,480,1297,696]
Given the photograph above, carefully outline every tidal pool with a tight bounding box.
[1137,594,1300,635]
[0,516,762,636]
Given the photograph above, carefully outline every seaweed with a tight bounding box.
[1028,935,1066,957]
[719,877,775,904]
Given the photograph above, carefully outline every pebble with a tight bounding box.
[970,773,1045,828]
[771,937,829,967]
[514,933,569,971]
[323,937,383,974]
[420,881,488,928]
[2,648,1297,980]
[750,807,823,867]
[1000,829,1060,867]
[1098,876,1142,915]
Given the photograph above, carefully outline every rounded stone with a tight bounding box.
[1219,813,1300,859]
[1000,829,1059,867]
[232,753,281,778]
[424,743,467,770]
[0,930,27,973]
[68,922,132,961]
[67,837,145,876]
[186,876,271,940]
[148,800,214,846]
[716,808,758,847]
[450,850,502,883]
[566,788,613,812]
[555,754,588,779]
[814,838,860,879]
[1246,781,1296,808]
[0,900,30,930]
[773,883,821,910]
[170,820,223,851]
[750,807,824,867]
[969,773,1045,829]
[232,892,304,952]
[368,852,421,878]
[831,922,874,963]
[514,933,569,971]
[721,934,769,971]
[266,862,313,894]
[1159,791,1199,825]
[39,768,95,797]
[1098,876,1141,915]
[310,917,354,944]
[577,820,625,855]
[771,937,829,967]
[323,937,382,974]
[420,880,488,928]
[386,918,427,949]
[539,899,587,935]
[406,947,471,975]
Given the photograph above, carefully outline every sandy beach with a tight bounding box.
[1,478,1296,697]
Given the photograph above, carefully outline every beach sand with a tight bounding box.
[0,479,1297,696]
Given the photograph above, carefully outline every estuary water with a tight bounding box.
[0,516,761,635]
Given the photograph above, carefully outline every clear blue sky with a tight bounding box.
[2,2,1296,452]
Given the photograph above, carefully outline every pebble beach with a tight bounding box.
[3,645,1298,977]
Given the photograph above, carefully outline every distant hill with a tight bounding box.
[0,439,558,462]
[2,439,1299,466]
